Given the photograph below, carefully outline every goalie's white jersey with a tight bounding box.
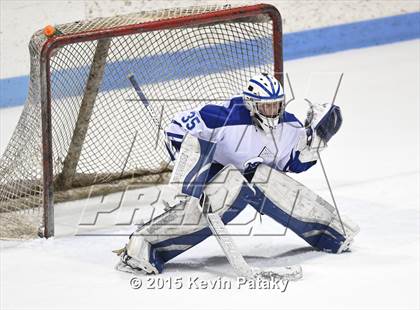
[165,96,316,177]
[118,97,356,276]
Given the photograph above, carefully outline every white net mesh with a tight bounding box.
[0,4,280,239]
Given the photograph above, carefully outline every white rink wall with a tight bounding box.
[0,0,418,79]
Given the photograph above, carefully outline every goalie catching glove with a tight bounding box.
[296,103,343,163]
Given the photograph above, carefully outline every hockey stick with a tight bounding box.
[204,202,302,281]
[127,73,302,281]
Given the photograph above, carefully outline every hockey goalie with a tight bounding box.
[115,73,359,276]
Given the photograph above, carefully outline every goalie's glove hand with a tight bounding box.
[296,103,342,162]
[305,102,343,144]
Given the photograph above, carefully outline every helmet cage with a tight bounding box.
[242,73,285,133]
[245,97,285,133]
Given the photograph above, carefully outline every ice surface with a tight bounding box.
[1,40,419,310]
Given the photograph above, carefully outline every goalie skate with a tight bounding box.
[114,235,160,275]
[114,247,159,275]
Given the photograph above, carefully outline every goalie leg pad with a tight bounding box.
[125,164,252,272]
[250,164,359,253]
[169,133,217,198]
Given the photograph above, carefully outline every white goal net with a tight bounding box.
[0,4,282,239]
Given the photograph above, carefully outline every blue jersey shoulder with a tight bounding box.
[199,96,253,129]
[282,111,303,127]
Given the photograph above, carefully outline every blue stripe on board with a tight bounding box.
[1,12,419,108]
[283,11,420,60]
[0,76,30,108]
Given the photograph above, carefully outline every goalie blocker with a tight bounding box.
[116,134,359,275]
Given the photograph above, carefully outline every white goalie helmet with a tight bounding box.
[243,73,285,133]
